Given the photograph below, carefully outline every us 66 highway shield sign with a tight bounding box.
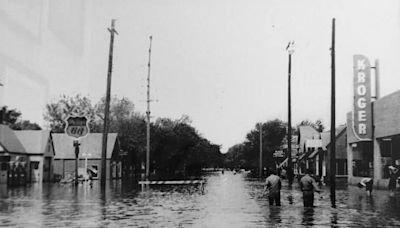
[65,116,90,139]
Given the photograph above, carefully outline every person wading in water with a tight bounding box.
[300,168,322,207]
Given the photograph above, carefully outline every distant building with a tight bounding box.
[321,125,348,183]
[296,126,321,175]
[0,125,29,185]
[278,135,298,170]
[14,130,55,182]
[52,133,122,180]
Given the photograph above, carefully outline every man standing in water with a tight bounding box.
[300,168,322,207]
[264,169,282,206]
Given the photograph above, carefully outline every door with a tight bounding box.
[30,161,40,182]
[0,162,8,184]
[43,158,51,182]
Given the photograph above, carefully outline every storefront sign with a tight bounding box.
[353,55,372,140]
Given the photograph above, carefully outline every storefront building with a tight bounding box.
[14,130,55,182]
[347,55,400,188]
[348,90,400,188]
[0,125,29,185]
[52,133,122,180]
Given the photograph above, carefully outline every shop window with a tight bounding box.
[32,162,39,170]
[336,159,347,175]
[91,165,98,178]
[352,159,372,177]
[380,140,392,157]
[1,163,7,171]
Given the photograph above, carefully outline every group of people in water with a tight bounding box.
[263,163,400,207]
[356,163,400,196]
[264,168,322,207]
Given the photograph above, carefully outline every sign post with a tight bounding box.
[65,116,90,185]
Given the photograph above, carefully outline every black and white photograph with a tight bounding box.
[0,0,400,227]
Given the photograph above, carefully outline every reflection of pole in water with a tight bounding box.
[146,36,153,181]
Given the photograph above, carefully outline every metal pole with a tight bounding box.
[287,45,293,186]
[74,140,80,185]
[101,19,118,187]
[374,60,380,99]
[330,18,336,208]
[259,123,263,178]
[146,36,153,180]
[85,156,88,175]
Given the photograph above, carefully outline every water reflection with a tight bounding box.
[268,206,282,224]
[301,207,314,226]
[0,173,399,227]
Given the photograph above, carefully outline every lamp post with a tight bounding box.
[286,41,295,186]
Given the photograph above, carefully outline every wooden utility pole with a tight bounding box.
[330,18,336,208]
[101,19,118,187]
[286,41,294,186]
[259,123,263,178]
[74,140,80,185]
[146,36,153,180]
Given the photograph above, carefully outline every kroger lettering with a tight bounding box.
[353,55,371,139]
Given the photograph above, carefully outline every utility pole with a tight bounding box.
[259,123,263,178]
[286,41,295,186]
[101,19,118,187]
[146,36,153,181]
[330,18,336,208]
[74,140,80,185]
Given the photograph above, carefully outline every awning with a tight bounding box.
[278,158,288,168]
[308,150,319,159]
[298,150,313,161]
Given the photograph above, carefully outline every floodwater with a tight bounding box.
[1,172,400,227]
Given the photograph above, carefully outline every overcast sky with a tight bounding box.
[1,0,400,152]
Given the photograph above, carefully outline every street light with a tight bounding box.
[286,41,295,186]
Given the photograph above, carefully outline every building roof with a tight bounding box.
[0,125,26,153]
[298,126,319,153]
[322,125,347,149]
[52,133,118,159]
[14,130,52,154]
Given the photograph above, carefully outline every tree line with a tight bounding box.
[43,94,224,177]
[224,119,324,175]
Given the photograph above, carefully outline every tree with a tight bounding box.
[43,94,96,133]
[0,106,21,125]
[10,120,41,130]
[0,106,41,130]
[93,95,136,132]
[224,119,287,171]
[43,95,223,177]
[297,119,325,133]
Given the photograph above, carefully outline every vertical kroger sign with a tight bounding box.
[353,55,372,140]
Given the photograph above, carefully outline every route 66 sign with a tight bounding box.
[65,116,90,139]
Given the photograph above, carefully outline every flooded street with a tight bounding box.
[1,172,400,227]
